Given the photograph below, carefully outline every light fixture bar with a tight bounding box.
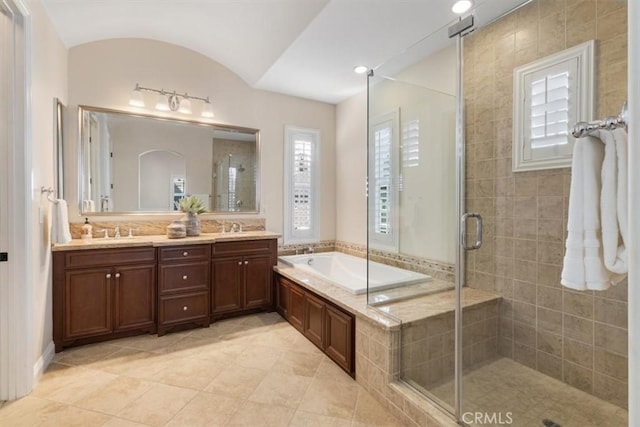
[130,83,214,117]
[133,83,211,104]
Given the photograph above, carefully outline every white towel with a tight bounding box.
[561,135,612,290]
[52,199,72,244]
[597,128,628,279]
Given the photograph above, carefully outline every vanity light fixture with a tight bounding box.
[129,83,214,118]
[451,0,473,14]
[353,65,369,74]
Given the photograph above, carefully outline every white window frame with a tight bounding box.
[368,110,400,252]
[513,40,594,172]
[283,125,320,244]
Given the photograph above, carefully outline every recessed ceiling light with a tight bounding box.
[353,65,368,74]
[451,0,473,14]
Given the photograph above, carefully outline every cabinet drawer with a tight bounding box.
[213,239,275,257]
[159,245,211,262]
[159,262,209,294]
[65,248,155,269]
[159,292,208,325]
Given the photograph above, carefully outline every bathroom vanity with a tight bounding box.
[52,233,278,352]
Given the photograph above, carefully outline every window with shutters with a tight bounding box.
[369,111,399,251]
[402,119,420,168]
[513,40,594,172]
[284,126,320,243]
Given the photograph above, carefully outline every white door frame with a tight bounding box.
[0,0,33,401]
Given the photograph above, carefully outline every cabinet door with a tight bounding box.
[113,264,156,332]
[276,277,290,317]
[65,268,112,339]
[211,257,243,314]
[304,293,325,349]
[288,284,305,332]
[243,255,272,310]
[325,304,354,374]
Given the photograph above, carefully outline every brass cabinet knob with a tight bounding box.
[183,251,188,256]
[238,261,242,265]
[106,273,111,279]
[182,275,188,280]
[115,273,121,278]
[244,260,249,265]
[183,306,188,311]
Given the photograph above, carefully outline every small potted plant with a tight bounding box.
[176,195,207,236]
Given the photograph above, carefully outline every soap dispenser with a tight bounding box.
[81,218,93,240]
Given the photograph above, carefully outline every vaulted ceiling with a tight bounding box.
[41,0,528,104]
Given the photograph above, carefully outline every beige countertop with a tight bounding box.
[274,263,500,330]
[52,231,281,251]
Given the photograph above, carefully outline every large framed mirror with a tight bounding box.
[78,106,260,214]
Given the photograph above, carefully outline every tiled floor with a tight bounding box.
[0,313,402,427]
[424,357,628,427]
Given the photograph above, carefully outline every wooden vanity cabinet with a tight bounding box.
[53,247,156,352]
[157,245,211,336]
[275,274,355,376]
[211,239,277,318]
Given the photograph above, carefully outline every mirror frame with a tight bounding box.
[77,105,261,215]
[54,98,65,199]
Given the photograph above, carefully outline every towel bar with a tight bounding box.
[572,102,628,138]
[41,186,58,204]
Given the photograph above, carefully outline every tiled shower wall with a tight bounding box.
[463,0,628,408]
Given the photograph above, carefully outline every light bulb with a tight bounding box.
[201,101,214,118]
[451,0,473,14]
[178,98,192,114]
[353,65,368,74]
[155,93,169,111]
[129,88,145,108]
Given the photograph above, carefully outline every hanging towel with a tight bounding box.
[561,135,613,290]
[597,128,628,279]
[52,199,72,244]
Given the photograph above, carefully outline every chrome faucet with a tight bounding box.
[96,229,110,239]
[114,226,121,239]
[306,247,314,254]
[231,222,240,233]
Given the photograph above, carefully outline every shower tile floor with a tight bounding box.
[423,357,627,427]
[0,313,402,427]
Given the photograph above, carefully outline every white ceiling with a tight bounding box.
[41,0,528,104]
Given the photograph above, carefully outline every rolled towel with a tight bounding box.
[52,199,72,244]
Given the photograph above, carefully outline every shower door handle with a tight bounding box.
[461,212,483,250]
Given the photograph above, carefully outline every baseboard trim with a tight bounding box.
[33,341,55,383]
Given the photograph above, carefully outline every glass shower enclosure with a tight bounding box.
[366,1,629,426]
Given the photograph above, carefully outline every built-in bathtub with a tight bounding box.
[278,251,431,295]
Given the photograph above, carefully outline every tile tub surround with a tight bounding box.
[276,264,498,426]
[463,0,628,408]
[69,218,266,239]
[0,313,403,427]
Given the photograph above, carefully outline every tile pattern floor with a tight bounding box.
[425,357,628,427]
[0,313,403,427]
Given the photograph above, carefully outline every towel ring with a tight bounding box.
[41,186,58,204]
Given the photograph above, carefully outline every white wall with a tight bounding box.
[67,38,336,242]
[28,0,68,381]
[335,44,457,262]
